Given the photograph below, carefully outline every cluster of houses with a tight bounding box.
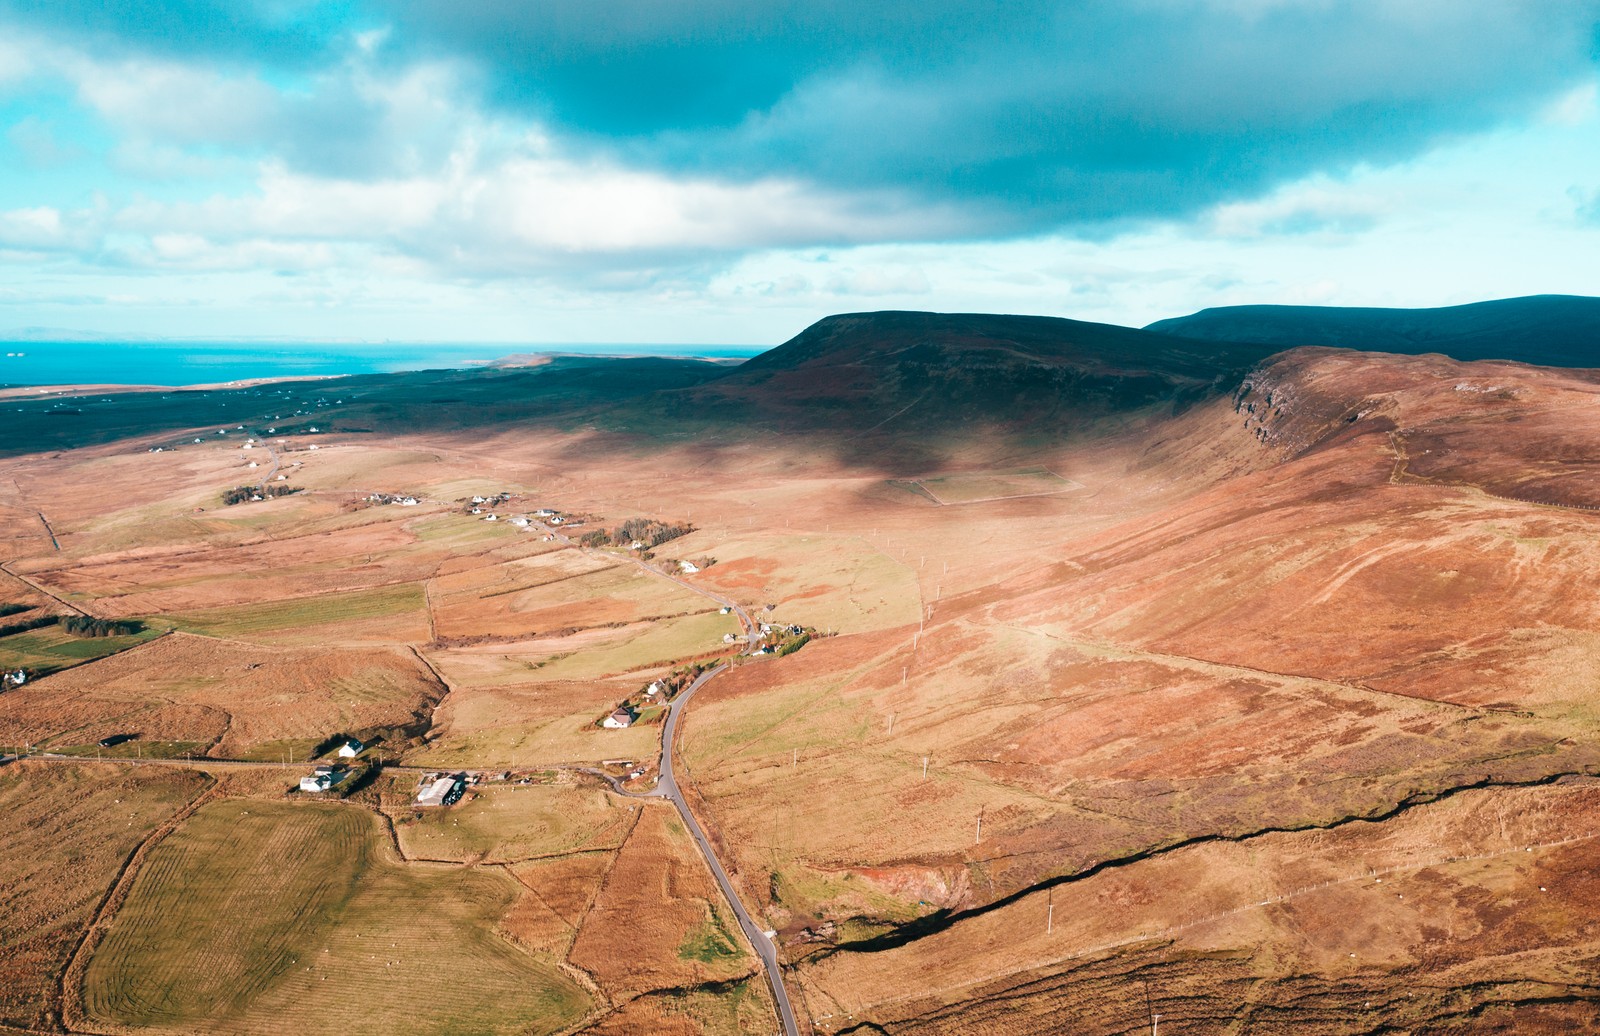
[299,764,348,793]
[462,496,580,534]
[366,493,420,506]
[601,678,680,730]
[296,737,364,793]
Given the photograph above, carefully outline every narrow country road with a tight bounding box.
[531,516,798,1034]
[647,663,801,1036]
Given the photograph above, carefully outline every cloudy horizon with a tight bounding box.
[1,1,1597,345]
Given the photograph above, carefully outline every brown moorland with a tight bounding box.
[5,311,1600,1033]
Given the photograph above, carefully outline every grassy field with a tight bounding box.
[511,609,736,681]
[402,672,661,769]
[2,637,441,758]
[0,763,207,1032]
[583,977,778,1035]
[387,781,635,863]
[84,798,593,1035]
[910,468,1083,505]
[569,804,762,1002]
[670,530,924,635]
[161,582,428,641]
[0,624,163,678]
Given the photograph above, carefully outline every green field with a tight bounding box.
[392,783,634,863]
[524,609,737,681]
[46,740,208,759]
[0,624,162,677]
[84,799,593,1035]
[161,583,426,639]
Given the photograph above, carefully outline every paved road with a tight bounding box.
[13,509,796,1032]
[647,664,801,1036]
[532,519,795,1033]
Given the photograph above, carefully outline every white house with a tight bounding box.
[337,737,364,759]
[300,771,335,793]
[679,560,699,574]
[399,497,419,506]
[603,707,635,729]
[2,669,25,689]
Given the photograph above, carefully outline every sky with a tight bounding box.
[0,0,1597,345]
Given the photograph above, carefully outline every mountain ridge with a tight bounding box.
[1145,294,1600,367]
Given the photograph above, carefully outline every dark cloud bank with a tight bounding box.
[4,0,1598,237]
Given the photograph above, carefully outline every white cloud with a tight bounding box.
[69,55,282,146]
[1205,178,1389,239]
[0,205,96,253]
[823,267,931,296]
[1541,81,1599,127]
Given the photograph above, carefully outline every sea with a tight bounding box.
[0,340,766,388]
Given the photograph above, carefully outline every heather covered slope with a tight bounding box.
[672,344,1600,1032]
[9,314,1600,1034]
[685,311,1279,438]
[1146,293,1600,367]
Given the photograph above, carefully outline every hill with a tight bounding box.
[675,311,1279,453]
[1145,294,1600,367]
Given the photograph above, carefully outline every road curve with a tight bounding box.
[518,518,795,1030]
[651,664,801,1036]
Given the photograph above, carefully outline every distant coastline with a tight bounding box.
[0,340,766,388]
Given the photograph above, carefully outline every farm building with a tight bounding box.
[679,560,699,574]
[414,774,466,808]
[603,707,636,729]
[2,669,25,689]
[337,737,364,759]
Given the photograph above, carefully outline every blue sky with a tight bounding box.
[0,1,1597,344]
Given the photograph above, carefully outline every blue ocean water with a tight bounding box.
[0,340,764,387]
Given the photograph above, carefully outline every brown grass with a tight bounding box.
[0,762,207,1031]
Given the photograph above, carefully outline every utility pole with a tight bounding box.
[1047,888,1053,934]
[887,713,895,735]
[922,756,928,779]
[975,808,983,844]
[902,666,907,685]
[792,748,797,768]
